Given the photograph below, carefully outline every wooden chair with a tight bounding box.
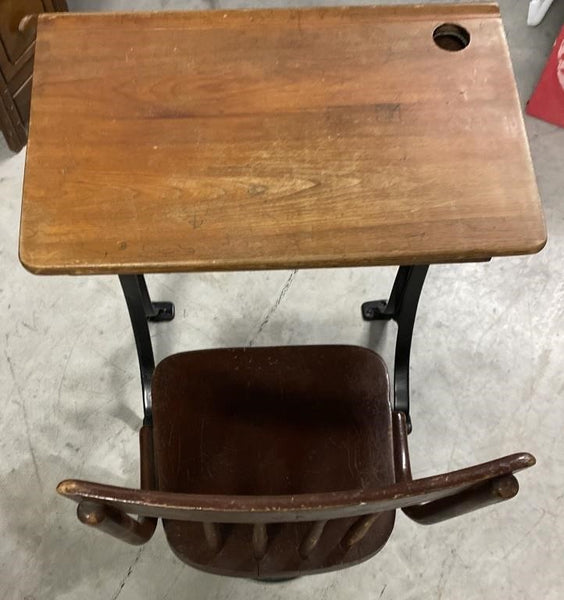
[58,345,535,579]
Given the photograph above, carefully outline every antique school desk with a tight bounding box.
[18,3,546,578]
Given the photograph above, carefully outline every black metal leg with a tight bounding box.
[119,275,175,425]
[361,265,429,433]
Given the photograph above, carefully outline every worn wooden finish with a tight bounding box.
[56,452,535,524]
[0,0,67,152]
[71,425,159,546]
[402,474,519,525]
[58,449,532,572]
[20,4,545,274]
[152,344,395,576]
[252,524,268,560]
[202,522,222,552]
[341,514,384,548]
[299,520,327,558]
[392,411,412,483]
[392,408,524,525]
[0,0,68,83]
[139,425,156,491]
[76,500,156,545]
[57,345,536,577]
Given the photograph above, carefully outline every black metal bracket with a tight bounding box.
[135,274,175,323]
[119,275,175,426]
[361,265,429,433]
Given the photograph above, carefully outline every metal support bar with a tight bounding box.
[361,265,429,433]
[119,275,175,425]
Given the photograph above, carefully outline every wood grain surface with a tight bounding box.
[20,4,546,274]
[56,452,535,523]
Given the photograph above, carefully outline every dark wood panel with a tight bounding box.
[0,0,66,151]
[20,5,545,273]
[12,74,32,128]
[0,68,26,151]
[0,94,22,150]
[56,452,535,523]
[7,56,33,94]
[0,0,67,79]
[0,0,43,65]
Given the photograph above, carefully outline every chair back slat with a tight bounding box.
[202,522,223,552]
[252,523,268,559]
[341,513,383,548]
[299,521,328,558]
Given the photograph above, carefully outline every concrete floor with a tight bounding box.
[1,1,563,598]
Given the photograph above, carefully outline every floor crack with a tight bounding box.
[110,547,145,600]
[4,347,43,492]
[248,270,297,347]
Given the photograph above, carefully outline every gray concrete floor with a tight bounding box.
[1,1,563,598]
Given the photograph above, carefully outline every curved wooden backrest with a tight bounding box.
[58,412,535,552]
[57,451,534,524]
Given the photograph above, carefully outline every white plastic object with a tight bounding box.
[528,0,556,26]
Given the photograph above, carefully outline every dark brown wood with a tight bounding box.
[392,411,412,483]
[20,4,545,274]
[252,524,268,560]
[0,0,68,81]
[138,424,159,540]
[402,474,520,525]
[70,425,158,545]
[153,344,395,577]
[0,68,27,150]
[139,425,156,491]
[57,451,535,523]
[76,500,155,545]
[202,522,222,553]
[18,14,38,34]
[0,0,42,67]
[12,75,32,126]
[7,58,33,95]
[341,514,383,548]
[151,346,393,498]
[0,0,67,152]
[56,346,536,578]
[162,513,395,579]
[299,520,327,558]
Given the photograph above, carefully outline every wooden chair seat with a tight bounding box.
[152,345,395,577]
[57,344,536,579]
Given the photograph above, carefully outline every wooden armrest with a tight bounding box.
[68,426,158,545]
[57,452,534,524]
[402,474,520,525]
[392,410,531,524]
[77,500,157,545]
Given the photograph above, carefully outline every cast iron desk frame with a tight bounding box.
[120,264,429,433]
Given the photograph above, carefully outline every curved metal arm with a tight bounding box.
[362,265,429,432]
[119,275,174,425]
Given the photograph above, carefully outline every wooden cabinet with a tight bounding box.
[0,0,67,152]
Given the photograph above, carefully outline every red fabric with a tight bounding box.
[526,25,564,128]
